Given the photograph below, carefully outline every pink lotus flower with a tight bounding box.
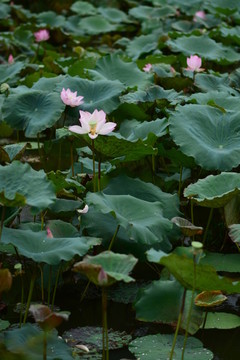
[8,54,14,64]
[69,109,117,139]
[77,205,89,214]
[143,63,152,72]
[46,227,53,238]
[193,10,206,22]
[61,88,84,107]
[34,29,50,42]
[186,55,204,72]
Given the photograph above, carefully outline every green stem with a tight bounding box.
[19,273,24,328]
[202,310,208,330]
[108,224,120,251]
[70,140,74,177]
[23,269,37,324]
[47,266,52,306]
[0,205,5,242]
[178,165,183,198]
[190,198,195,241]
[169,288,187,360]
[51,262,62,310]
[152,154,155,184]
[58,142,62,170]
[39,264,44,304]
[203,208,214,245]
[80,280,91,303]
[92,139,96,192]
[181,255,196,360]
[43,331,47,360]
[102,287,109,360]
[98,156,101,192]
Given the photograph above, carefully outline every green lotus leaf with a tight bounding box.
[206,0,240,14]
[47,170,84,195]
[159,253,240,294]
[167,35,240,64]
[32,75,66,92]
[48,199,82,214]
[98,7,129,23]
[129,334,213,359]
[2,90,65,137]
[181,290,204,335]
[86,192,173,246]
[0,3,10,19]
[219,25,240,45]
[203,312,240,329]
[118,118,168,144]
[169,104,240,171]
[189,91,240,111]
[89,54,153,90]
[73,251,137,285]
[2,143,28,162]
[36,11,65,27]
[70,1,97,15]
[56,77,124,113]
[134,279,184,322]
[13,27,34,49]
[129,5,174,20]
[103,175,180,220]
[1,226,101,265]
[4,323,73,360]
[0,61,25,84]
[44,219,79,238]
[81,133,157,161]
[184,172,240,207]
[194,73,235,93]
[121,85,182,104]
[0,161,56,213]
[126,33,159,60]
[78,15,117,35]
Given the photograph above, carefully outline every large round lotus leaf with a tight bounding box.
[190,91,240,112]
[88,54,153,89]
[63,326,131,351]
[56,77,124,113]
[36,11,65,27]
[0,3,10,19]
[206,0,240,13]
[169,104,240,171]
[167,35,240,63]
[194,73,234,93]
[4,323,73,360]
[103,175,179,220]
[2,90,65,137]
[1,226,101,265]
[134,279,184,322]
[86,192,173,246]
[129,334,213,359]
[73,251,137,285]
[0,161,56,213]
[126,34,159,60]
[0,62,25,84]
[184,172,240,207]
[98,7,129,23]
[78,15,117,35]
[70,1,97,15]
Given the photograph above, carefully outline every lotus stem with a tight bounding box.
[80,279,91,303]
[169,288,186,360]
[23,269,37,324]
[39,264,44,304]
[203,208,214,245]
[47,265,52,306]
[92,139,96,192]
[178,165,183,198]
[108,224,120,251]
[98,156,101,192]
[102,287,109,360]
[181,254,197,359]
[58,142,62,170]
[70,140,74,177]
[51,262,62,310]
[0,205,5,242]
[202,309,208,330]
[19,270,24,328]
[152,154,155,184]
[190,198,195,241]
[43,331,47,360]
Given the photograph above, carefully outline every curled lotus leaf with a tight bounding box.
[171,217,203,236]
[228,224,240,244]
[194,290,227,307]
[29,304,69,332]
[184,172,240,208]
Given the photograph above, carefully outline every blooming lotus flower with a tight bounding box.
[77,204,89,214]
[69,109,117,139]
[34,29,50,42]
[60,88,84,107]
[143,63,152,72]
[193,10,206,22]
[8,54,14,64]
[186,55,204,72]
[46,227,53,238]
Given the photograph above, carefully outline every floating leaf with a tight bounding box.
[169,104,240,171]
[184,172,240,207]
[129,334,213,359]
[203,312,240,329]
[78,15,117,35]
[195,290,227,307]
[126,34,159,60]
